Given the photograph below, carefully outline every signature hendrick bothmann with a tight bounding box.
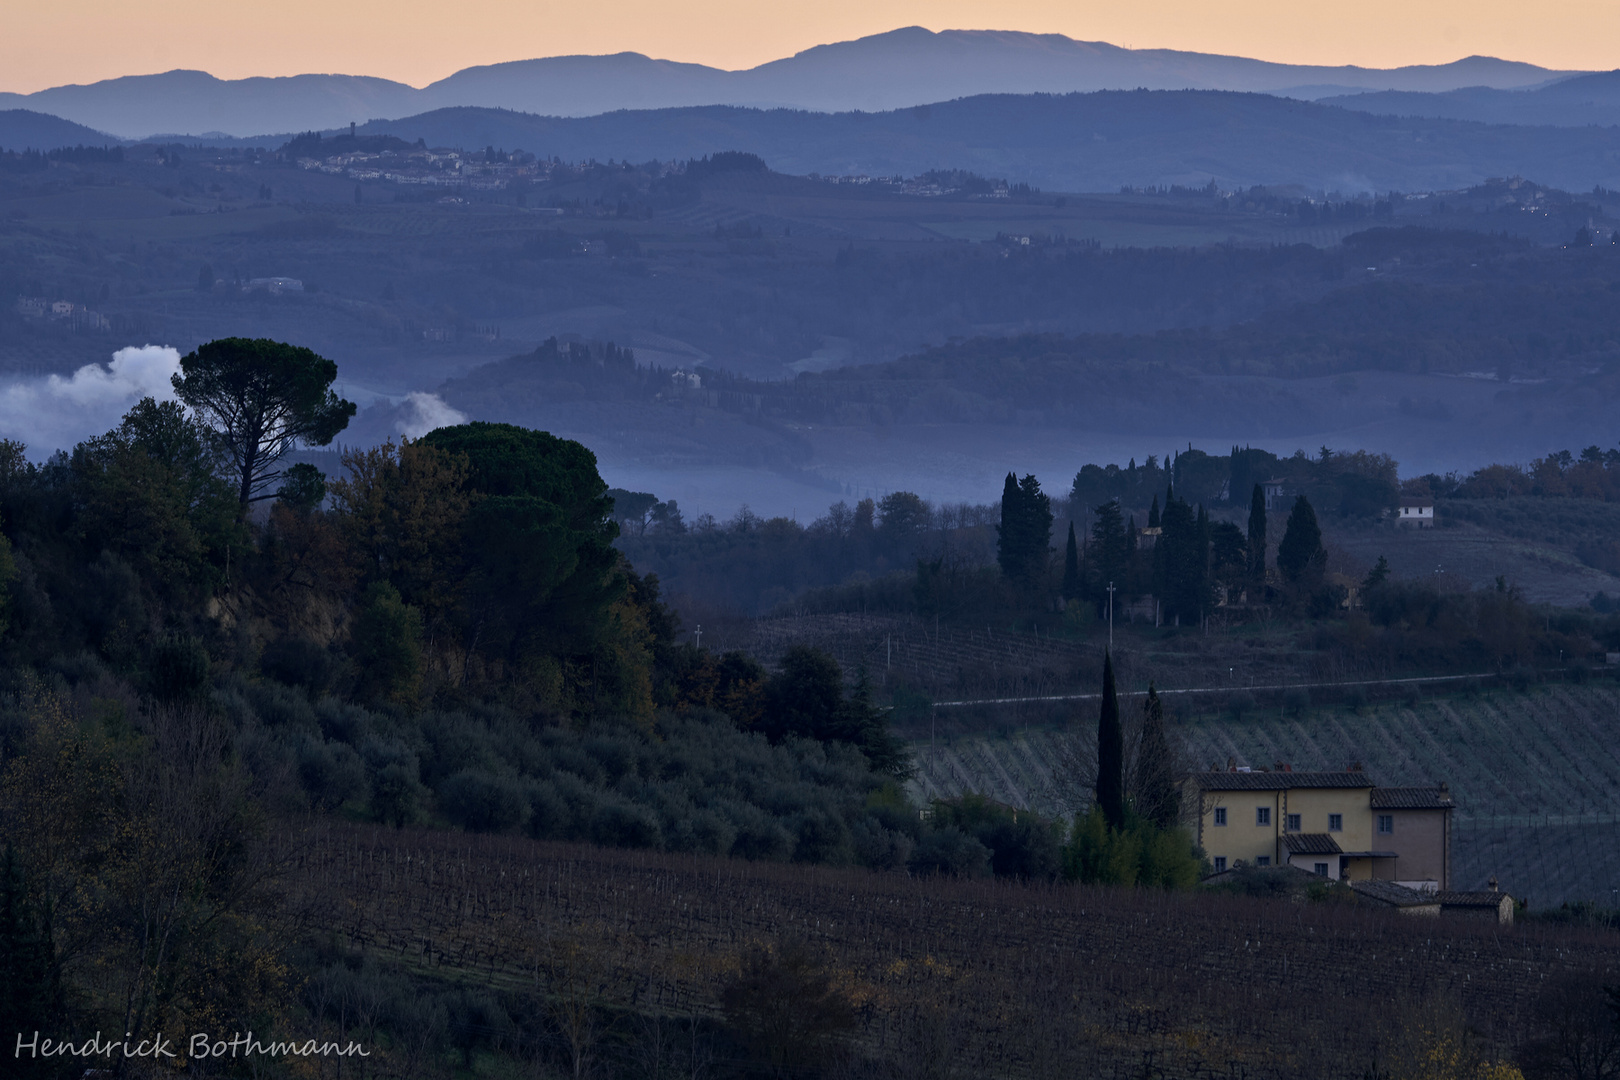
[14,1032,370,1059]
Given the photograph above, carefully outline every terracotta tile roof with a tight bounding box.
[1437,890,1512,907]
[1283,833,1343,855]
[1350,880,1440,908]
[1371,787,1455,810]
[1193,771,1374,791]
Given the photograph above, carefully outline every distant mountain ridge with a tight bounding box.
[349,92,1620,193]
[0,27,1584,139]
[1322,70,1620,128]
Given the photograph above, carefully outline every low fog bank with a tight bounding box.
[0,346,181,458]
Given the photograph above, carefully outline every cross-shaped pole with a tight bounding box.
[694,624,702,649]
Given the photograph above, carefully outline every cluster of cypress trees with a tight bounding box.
[996,472,1053,587]
[1007,465,1329,623]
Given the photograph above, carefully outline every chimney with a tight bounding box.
[1227,756,1236,772]
[1489,876,1499,892]
[1348,762,1364,773]
[1274,761,1284,773]
[1438,781,1449,793]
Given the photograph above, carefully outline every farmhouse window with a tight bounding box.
[1377,814,1394,835]
[1285,814,1301,832]
[1256,856,1271,867]
[1214,807,1227,826]
[1256,807,1271,827]
[1213,857,1227,872]
[1314,862,1329,876]
[1328,813,1343,832]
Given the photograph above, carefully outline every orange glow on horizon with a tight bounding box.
[3,0,1618,95]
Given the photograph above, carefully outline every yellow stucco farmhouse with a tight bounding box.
[1188,764,1454,891]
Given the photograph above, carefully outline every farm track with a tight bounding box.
[283,821,1620,1080]
[905,684,1620,906]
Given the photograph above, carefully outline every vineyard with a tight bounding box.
[705,611,1335,704]
[283,822,1620,1080]
[905,682,1620,906]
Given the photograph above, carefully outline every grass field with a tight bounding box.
[904,681,1620,906]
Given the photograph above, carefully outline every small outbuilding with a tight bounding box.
[1348,879,1442,916]
[1436,878,1515,924]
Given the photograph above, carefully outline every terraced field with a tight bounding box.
[906,681,1620,906]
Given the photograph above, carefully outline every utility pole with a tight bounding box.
[1106,581,1117,650]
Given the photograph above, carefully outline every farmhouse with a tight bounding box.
[1261,478,1289,511]
[1395,499,1435,527]
[1189,767,1454,890]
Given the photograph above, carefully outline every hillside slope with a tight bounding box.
[0,109,119,150]
[356,93,1620,192]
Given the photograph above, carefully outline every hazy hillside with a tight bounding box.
[0,27,1580,139]
[353,92,1620,192]
[0,108,118,150]
[1323,70,1620,128]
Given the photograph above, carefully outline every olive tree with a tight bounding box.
[171,337,356,508]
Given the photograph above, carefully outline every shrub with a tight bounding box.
[721,941,857,1072]
[907,827,992,878]
[298,736,368,810]
[1062,807,1202,888]
[589,798,662,849]
[148,633,210,702]
[851,818,913,870]
[260,635,339,695]
[791,808,853,865]
[438,769,531,834]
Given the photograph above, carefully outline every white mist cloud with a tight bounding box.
[394,392,467,439]
[0,345,181,457]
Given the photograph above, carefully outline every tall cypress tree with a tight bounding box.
[1089,498,1127,594]
[1017,474,1053,586]
[997,472,1052,587]
[1278,494,1326,585]
[1247,482,1268,592]
[1061,522,1081,601]
[1096,653,1125,830]
[1147,494,1160,529]
[996,472,1021,581]
[1158,495,1199,625]
[1136,684,1179,830]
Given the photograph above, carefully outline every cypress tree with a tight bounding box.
[997,472,1052,587]
[1247,483,1268,591]
[1278,494,1326,585]
[1061,522,1081,601]
[1136,684,1179,830]
[996,472,1021,581]
[1158,496,1198,624]
[1147,494,1160,529]
[1089,498,1127,593]
[1017,474,1053,586]
[1096,652,1125,829]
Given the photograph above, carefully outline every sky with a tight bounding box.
[5,0,1619,93]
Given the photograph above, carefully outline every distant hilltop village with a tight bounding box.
[14,295,109,332]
